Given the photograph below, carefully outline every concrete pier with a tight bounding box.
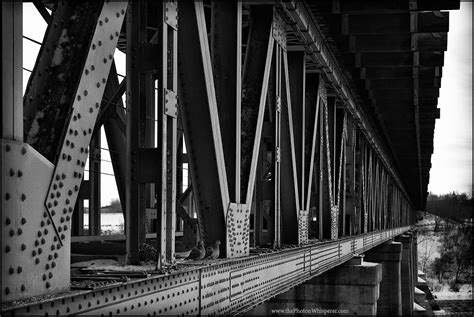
[365,240,403,315]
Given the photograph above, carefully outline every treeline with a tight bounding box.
[431,224,473,285]
[426,192,473,221]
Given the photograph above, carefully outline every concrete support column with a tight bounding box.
[308,256,383,315]
[247,256,383,315]
[396,233,414,316]
[365,240,403,316]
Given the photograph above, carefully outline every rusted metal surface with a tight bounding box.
[23,2,103,163]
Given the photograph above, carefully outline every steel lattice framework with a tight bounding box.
[1,0,457,314]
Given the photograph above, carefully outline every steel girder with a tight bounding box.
[1,0,423,308]
[2,1,127,302]
[1,227,411,316]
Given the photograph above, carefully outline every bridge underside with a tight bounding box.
[1,0,457,314]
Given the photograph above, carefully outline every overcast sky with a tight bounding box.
[427,2,472,196]
[22,3,472,206]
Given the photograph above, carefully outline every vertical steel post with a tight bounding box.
[126,0,148,264]
[1,1,22,141]
[89,132,101,235]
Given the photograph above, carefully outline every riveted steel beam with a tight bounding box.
[23,2,104,163]
[178,1,230,251]
[211,1,242,203]
[1,1,126,302]
[1,226,411,315]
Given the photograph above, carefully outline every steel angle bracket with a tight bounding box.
[44,1,127,250]
[226,203,250,258]
[165,1,178,30]
[164,88,178,118]
[272,11,287,50]
[298,210,309,244]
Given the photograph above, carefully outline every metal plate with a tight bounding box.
[164,88,178,118]
[165,1,178,30]
[1,140,71,301]
[298,210,309,244]
[272,11,287,50]
[44,1,127,247]
[226,203,250,258]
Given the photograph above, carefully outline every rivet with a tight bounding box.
[17,266,22,274]
[17,228,22,235]
[38,248,43,254]
[38,231,42,237]
[5,287,10,295]
[21,285,25,292]
[51,245,55,251]
[104,58,108,63]
[61,234,65,240]
[62,173,66,179]
[35,240,39,246]
[105,17,109,23]
[91,64,96,70]
[9,229,14,236]
[52,262,56,268]
[99,20,103,26]
[5,192,10,200]
[9,169,14,176]
[32,250,37,256]
[54,236,58,242]
[41,238,45,244]
[5,145,11,152]
[44,229,49,235]
[63,208,67,214]
[48,254,53,260]
[77,114,81,119]
[49,272,53,278]
[90,107,94,113]
[5,245,10,253]
[95,102,100,108]
[35,258,40,264]
[41,220,45,227]
[21,244,26,251]
[84,90,88,96]
[92,44,96,50]
[77,95,81,101]
[21,194,26,201]
[43,274,47,281]
[85,69,89,75]
[17,170,23,177]
[66,216,70,221]
[58,227,62,232]
[5,217,11,225]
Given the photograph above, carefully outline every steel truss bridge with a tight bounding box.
[1,0,458,315]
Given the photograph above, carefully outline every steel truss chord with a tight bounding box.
[0,226,411,316]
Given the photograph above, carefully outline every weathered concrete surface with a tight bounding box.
[365,240,403,315]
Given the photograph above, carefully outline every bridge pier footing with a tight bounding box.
[365,240,403,315]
